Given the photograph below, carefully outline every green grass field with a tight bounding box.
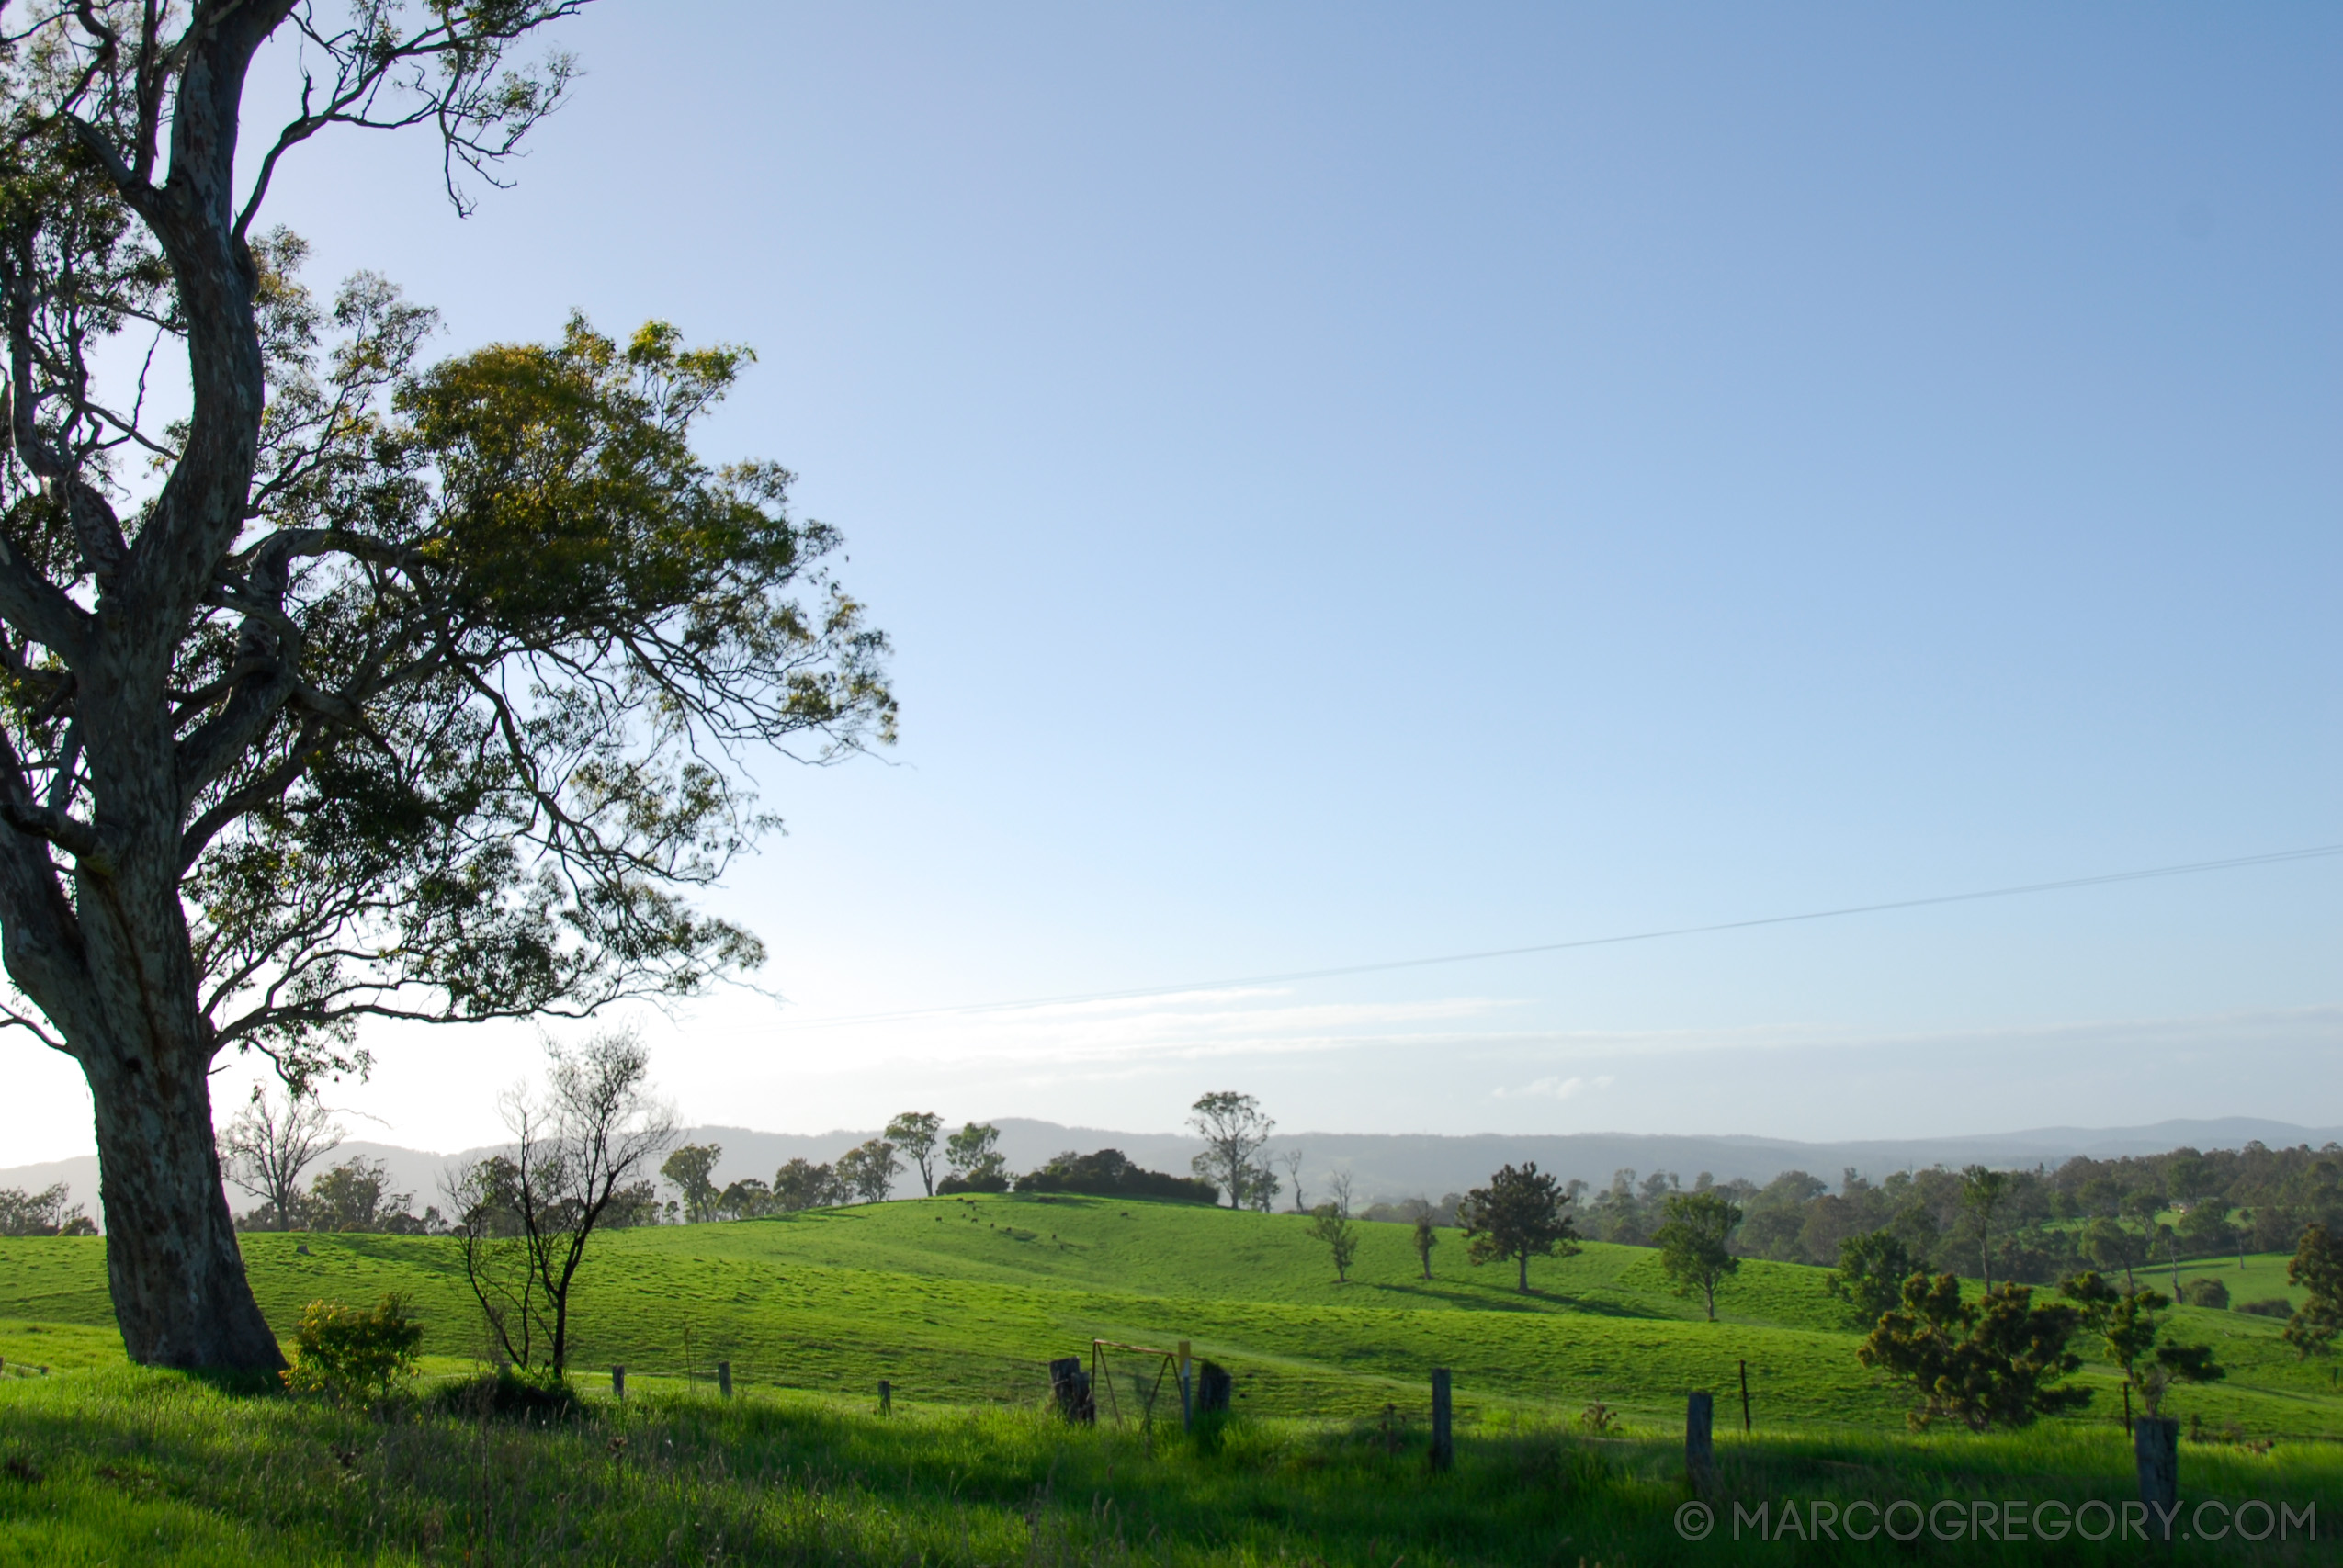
[3,1194,2337,1435]
[4,1197,2339,1564]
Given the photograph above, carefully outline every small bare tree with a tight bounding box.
[1280,1149,1307,1213]
[218,1087,344,1230]
[1326,1171,1353,1219]
[446,1031,674,1377]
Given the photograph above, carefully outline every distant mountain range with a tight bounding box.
[6,1115,2338,1230]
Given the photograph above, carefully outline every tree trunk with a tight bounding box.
[85,1045,282,1370]
[1518,1251,1529,1292]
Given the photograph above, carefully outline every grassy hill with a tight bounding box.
[4,1193,2338,1438]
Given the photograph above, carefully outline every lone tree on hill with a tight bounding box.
[1412,1207,1439,1280]
[661,1144,723,1224]
[1960,1166,2010,1293]
[1188,1091,1274,1212]
[837,1137,900,1204]
[1280,1148,1307,1213]
[1307,1202,1359,1282]
[945,1121,1006,1188]
[218,1085,343,1231]
[886,1111,945,1197]
[1654,1190,1743,1320]
[0,5,893,1370]
[1461,1162,1580,1292]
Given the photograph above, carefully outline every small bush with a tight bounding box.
[281,1293,422,1404]
[428,1364,584,1423]
[2179,1277,2230,1310]
[2237,1297,2293,1318]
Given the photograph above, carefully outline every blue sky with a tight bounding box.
[9,2,2339,1162]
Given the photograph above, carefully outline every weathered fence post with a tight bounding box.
[2135,1416,2179,1541]
[878,1379,892,1416]
[1194,1359,1232,1416]
[612,1365,625,1401]
[1049,1356,1096,1423]
[1686,1392,1715,1492]
[1177,1340,1193,1430]
[1738,1360,1751,1433]
[1430,1368,1454,1472]
[717,1360,732,1399]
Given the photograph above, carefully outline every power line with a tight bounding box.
[782,841,2343,1031]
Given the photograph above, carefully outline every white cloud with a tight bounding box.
[1493,1073,1618,1101]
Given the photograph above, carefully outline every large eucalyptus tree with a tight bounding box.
[0,2,891,1370]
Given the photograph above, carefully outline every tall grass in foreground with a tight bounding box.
[0,1369,2332,1566]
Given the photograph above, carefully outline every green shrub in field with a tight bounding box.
[280,1292,422,1403]
[1857,1274,2089,1430]
[2180,1276,2230,1309]
[2237,1297,2292,1318]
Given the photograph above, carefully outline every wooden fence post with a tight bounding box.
[878,1379,892,1416]
[1738,1360,1751,1433]
[1049,1356,1095,1423]
[717,1360,732,1399]
[1686,1392,1715,1492]
[1429,1368,1454,1472]
[612,1365,625,1401]
[1177,1340,1193,1429]
[2135,1416,2179,1540]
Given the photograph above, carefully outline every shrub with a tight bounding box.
[2179,1277,2230,1310]
[2237,1298,2293,1318]
[281,1293,424,1404]
[429,1364,585,1422]
[937,1171,1009,1194]
[1858,1274,2090,1430]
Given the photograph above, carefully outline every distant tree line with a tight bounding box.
[656,1116,1217,1215]
[0,1183,96,1235]
[1601,1141,2343,1288]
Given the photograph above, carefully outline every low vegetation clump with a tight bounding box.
[279,1294,423,1405]
[1015,1148,1220,1204]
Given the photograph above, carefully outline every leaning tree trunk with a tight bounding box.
[84,1041,281,1369]
[62,678,284,1371]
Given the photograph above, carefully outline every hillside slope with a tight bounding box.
[4,1194,2335,1436]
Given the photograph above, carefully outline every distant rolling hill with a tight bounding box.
[6,1115,2337,1228]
